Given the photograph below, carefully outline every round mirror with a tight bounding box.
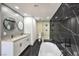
[3,17,15,31]
[17,21,24,31]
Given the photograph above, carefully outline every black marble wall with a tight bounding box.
[50,3,79,55]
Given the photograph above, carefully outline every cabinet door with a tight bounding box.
[20,37,29,53]
[14,37,30,56]
[14,40,22,56]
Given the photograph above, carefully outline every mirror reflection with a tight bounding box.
[3,17,15,31]
[17,21,24,31]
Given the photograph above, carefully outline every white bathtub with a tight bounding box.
[38,42,63,56]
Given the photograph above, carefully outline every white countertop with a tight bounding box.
[2,33,30,42]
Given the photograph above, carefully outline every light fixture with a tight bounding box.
[23,13,28,16]
[34,4,39,7]
[15,13,19,17]
[55,16,58,19]
[23,13,31,16]
[15,6,20,9]
[46,16,50,19]
[34,17,40,20]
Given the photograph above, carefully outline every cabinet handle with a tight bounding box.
[27,39,29,41]
[20,43,22,47]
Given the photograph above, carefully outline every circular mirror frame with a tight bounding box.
[17,21,24,31]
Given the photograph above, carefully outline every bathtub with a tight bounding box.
[38,42,63,56]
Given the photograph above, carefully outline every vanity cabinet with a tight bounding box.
[1,34,30,56]
[14,36,30,56]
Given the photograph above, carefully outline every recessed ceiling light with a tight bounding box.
[15,6,20,9]
[24,13,29,16]
[34,4,39,7]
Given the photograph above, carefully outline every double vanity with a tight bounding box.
[1,34,30,56]
[0,4,32,56]
[0,4,29,56]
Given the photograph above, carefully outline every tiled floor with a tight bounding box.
[20,39,72,56]
[20,39,42,56]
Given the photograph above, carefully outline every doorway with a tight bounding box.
[37,21,50,41]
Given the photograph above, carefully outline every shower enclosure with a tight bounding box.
[50,3,79,56]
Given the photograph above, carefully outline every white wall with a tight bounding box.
[0,3,1,55]
[24,17,37,45]
[0,4,1,39]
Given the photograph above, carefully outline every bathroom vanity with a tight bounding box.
[1,34,30,56]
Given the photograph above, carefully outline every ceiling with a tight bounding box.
[5,3,61,21]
